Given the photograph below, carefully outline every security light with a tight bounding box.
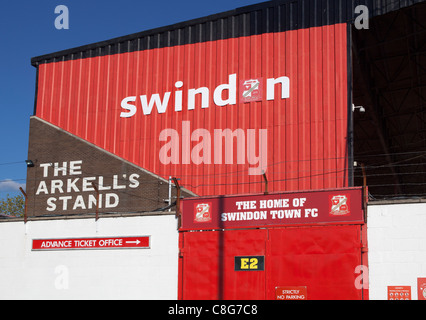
[25,160,34,167]
[352,104,366,113]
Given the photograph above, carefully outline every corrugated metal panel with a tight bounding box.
[35,23,349,197]
[179,229,268,299]
[31,0,426,197]
[179,225,364,300]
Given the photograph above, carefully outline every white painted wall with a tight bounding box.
[367,202,426,300]
[3,202,425,300]
[0,214,179,300]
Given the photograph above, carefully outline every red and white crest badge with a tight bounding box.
[329,195,350,216]
[240,78,263,102]
[194,203,212,223]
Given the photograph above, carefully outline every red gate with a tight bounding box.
[178,188,368,300]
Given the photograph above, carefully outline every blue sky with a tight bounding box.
[0,0,263,198]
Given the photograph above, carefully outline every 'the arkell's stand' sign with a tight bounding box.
[180,187,365,231]
[35,160,140,212]
[32,236,150,251]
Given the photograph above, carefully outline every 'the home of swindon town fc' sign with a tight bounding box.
[181,188,364,231]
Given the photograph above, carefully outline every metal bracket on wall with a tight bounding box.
[172,177,182,229]
[263,172,268,195]
[19,187,28,224]
[91,182,100,221]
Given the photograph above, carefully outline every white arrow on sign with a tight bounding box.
[126,240,141,245]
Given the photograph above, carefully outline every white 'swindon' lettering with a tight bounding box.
[119,74,290,117]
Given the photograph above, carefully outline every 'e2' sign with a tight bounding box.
[235,256,265,271]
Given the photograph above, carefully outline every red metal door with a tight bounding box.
[266,225,363,300]
[179,229,267,300]
[179,225,366,300]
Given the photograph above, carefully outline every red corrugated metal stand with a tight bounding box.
[178,188,369,300]
[34,23,348,197]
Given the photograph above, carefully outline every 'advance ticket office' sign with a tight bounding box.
[180,187,364,231]
[32,236,150,251]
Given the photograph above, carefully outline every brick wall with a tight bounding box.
[25,117,194,217]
